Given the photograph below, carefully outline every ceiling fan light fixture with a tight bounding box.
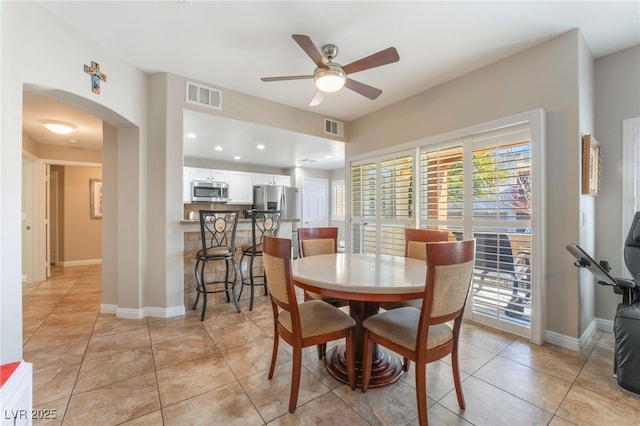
[314,66,346,93]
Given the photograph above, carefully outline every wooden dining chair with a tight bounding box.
[262,236,356,413]
[298,227,349,358]
[380,228,449,311]
[361,240,475,426]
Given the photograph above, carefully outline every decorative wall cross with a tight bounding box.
[84,61,107,94]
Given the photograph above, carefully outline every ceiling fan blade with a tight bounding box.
[342,47,399,75]
[308,90,324,107]
[292,34,328,69]
[261,75,313,82]
[345,78,382,100]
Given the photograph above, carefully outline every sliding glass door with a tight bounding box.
[348,111,544,340]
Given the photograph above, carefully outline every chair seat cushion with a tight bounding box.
[278,300,355,338]
[196,246,234,259]
[241,243,263,254]
[363,307,452,351]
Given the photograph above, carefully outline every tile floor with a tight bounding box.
[22,265,639,425]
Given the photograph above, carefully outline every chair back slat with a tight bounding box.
[198,210,239,256]
[251,210,282,247]
[405,228,449,261]
[301,239,335,257]
[298,227,338,258]
[416,240,475,348]
[263,236,297,314]
[430,260,476,318]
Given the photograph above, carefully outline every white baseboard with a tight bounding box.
[59,259,102,267]
[1,362,32,426]
[546,318,601,351]
[595,317,614,333]
[100,304,186,319]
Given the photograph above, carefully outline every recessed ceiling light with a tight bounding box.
[186,132,197,139]
[67,139,79,144]
[214,146,223,151]
[257,144,265,150]
[233,156,241,160]
[43,120,75,135]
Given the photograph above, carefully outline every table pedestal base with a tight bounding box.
[325,344,405,388]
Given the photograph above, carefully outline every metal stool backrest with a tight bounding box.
[199,210,239,257]
[251,210,282,248]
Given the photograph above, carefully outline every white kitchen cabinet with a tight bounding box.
[227,171,254,204]
[252,173,272,186]
[189,167,228,183]
[273,174,291,186]
[252,173,290,186]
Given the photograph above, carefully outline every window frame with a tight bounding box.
[346,109,545,344]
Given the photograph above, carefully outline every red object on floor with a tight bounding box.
[0,361,21,387]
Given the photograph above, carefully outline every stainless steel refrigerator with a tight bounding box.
[252,185,300,257]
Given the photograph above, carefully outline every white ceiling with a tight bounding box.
[183,109,347,170]
[25,1,640,170]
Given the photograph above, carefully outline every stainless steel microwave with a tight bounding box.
[191,180,228,203]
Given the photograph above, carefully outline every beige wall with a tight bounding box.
[38,144,102,164]
[59,165,102,262]
[594,45,640,319]
[23,130,103,265]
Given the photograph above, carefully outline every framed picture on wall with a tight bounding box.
[582,135,601,196]
[90,179,103,219]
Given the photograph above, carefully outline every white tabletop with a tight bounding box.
[291,253,426,299]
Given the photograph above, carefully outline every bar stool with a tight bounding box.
[193,210,240,321]
[239,210,282,310]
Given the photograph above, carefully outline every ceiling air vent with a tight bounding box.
[324,118,344,137]
[186,81,222,110]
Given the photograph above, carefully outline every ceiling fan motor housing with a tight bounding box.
[321,44,339,61]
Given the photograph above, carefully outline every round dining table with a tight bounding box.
[291,252,427,387]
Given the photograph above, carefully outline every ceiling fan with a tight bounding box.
[261,34,400,107]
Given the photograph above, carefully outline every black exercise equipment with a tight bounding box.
[566,211,640,395]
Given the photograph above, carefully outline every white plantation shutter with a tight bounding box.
[332,180,345,221]
[347,112,542,341]
[470,124,532,328]
[350,153,414,255]
[351,162,377,253]
[420,122,534,335]
[420,144,464,222]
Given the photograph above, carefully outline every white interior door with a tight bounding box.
[302,177,329,227]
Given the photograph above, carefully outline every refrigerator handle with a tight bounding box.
[280,189,287,218]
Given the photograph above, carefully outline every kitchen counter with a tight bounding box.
[180,218,300,225]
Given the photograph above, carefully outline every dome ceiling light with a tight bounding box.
[43,120,76,135]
